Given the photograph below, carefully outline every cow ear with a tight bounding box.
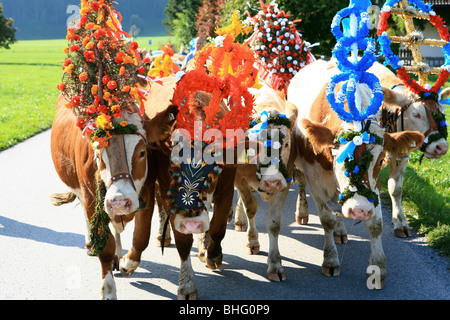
[381,86,413,111]
[286,102,298,128]
[301,118,338,155]
[144,104,179,144]
[440,87,450,101]
[383,131,424,158]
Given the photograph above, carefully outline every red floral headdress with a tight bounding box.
[171,32,257,148]
[58,0,152,148]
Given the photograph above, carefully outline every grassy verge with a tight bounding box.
[0,36,173,151]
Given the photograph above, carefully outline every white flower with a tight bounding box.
[285,46,290,51]
[353,136,363,146]
[272,141,282,149]
[260,113,269,123]
[214,36,224,47]
[280,67,285,72]
[349,185,358,192]
[295,44,300,50]
[383,5,391,12]
[425,84,432,90]
[293,60,298,65]
[430,10,436,16]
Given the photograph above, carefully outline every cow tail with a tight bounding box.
[50,192,77,206]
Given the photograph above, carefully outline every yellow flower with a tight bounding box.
[96,114,113,130]
[120,121,128,127]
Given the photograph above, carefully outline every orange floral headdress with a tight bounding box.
[58,0,153,148]
[171,28,257,147]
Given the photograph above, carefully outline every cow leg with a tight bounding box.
[171,215,198,300]
[295,168,310,225]
[236,186,259,254]
[364,211,387,289]
[234,194,247,232]
[119,207,153,276]
[318,204,340,277]
[388,156,412,237]
[265,188,289,282]
[334,217,348,244]
[112,226,122,271]
[206,167,236,270]
[156,186,171,247]
[99,234,118,300]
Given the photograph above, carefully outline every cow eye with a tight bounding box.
[139,150,146,158]
[412,112,421,119]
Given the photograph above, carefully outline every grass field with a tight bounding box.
[0,38,449,255]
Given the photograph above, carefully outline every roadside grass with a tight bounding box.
[0,38,449,256]
[0,36,173,151]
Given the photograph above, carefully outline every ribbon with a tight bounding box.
[336,131,371,164]
[248,111,270,135]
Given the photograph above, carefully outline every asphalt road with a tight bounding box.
[0,130,449,301]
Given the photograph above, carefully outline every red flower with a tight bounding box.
[84,51,95,63]
[137,67,145,74]
[76,119,86,128]
[97,105,108,114]
[90,2,99,11]
[102,75,110,84]
[130,42,139,51]
[79,72,88,81]
[71,96,80,107]
[70,44,80,52]
[107,80,117,90]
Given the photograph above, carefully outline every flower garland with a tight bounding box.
[334,129,384,207]
[420,109,449,152]
[327,1,384,123]
[88,179,110,255]
[58,0,152,149]
[248,112,293,182]
[245,0,315,93]
[377,0,450,97]
[171,33,256,148]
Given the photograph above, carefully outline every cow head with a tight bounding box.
[248,102,298,193]
[381,87,449,159]
[302,119,424,221]
[96,105,178,225]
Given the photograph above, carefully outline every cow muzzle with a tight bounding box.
[341,194,375,221]
[174,212,210,235]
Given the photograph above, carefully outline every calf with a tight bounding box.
[287,61,424,286]
[233,82,298,281]
[51,95,175,299]
[294,61,450,238]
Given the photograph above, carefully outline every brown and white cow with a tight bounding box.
[51,94,175,299]
[140,75,254,299]
[293,61,450,238]
[287,60,424,286]
[233,81,298,281]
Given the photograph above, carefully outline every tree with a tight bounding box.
[0,2,16,49]
[163,0,202,45]
[196,0,224,40]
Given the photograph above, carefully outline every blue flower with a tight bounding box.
[339,193,344,200]
[441,120,447,127]
[353,165,360,174]
[264,140,272,148]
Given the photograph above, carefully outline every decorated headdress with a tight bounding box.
[245,0,316,93]
[327,0,385,207]
[166,20,258,218]
[57,0,153,254]
[148,43,181,78]
[377,0,449,153]
[58,0,153,150]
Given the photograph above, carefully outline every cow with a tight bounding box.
[232,81,298,281]
[135,75,257,299]
[287,60,424,286]
[50,94,176,299]
[294,61,450,238]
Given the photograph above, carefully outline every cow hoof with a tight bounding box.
[198,250,207,263]
[206,254,223,270]
[296,216,309,225]
[156,237,171,248]
[246,244,260,255]
[394,226,412,238]
[234,223,247,232]
[334,234,348,244]
[322,266,340,277]
[177,292,198,300]
[267,268,286,282]
[119,257,139,276]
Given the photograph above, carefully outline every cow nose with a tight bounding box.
[348,208,373,221]
[435,143,449,155]
[263,179,282,191]
[106,198,132,213]
[179,220,204,234]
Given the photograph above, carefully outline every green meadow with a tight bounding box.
[0,38,449,255]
